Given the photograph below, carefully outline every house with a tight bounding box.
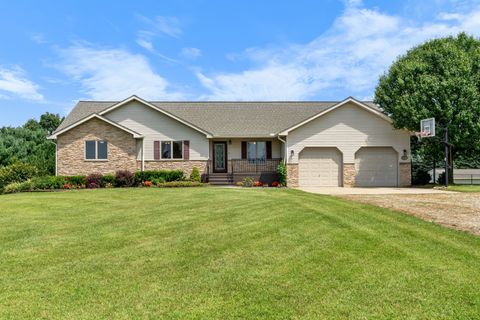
[48,95,411,187]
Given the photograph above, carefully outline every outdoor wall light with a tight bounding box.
[228,139,232,145]
[401,149,408,160]
[290,150,294,156]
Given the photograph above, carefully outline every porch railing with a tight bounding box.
[207,158,282,174]
[230,158,281,174]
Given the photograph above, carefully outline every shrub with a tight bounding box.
[156,181,204,188]
[135,170,184,183]
[64,175,86,187]
[242,177,254,187]
[236,181,244,187]
[412,167,431,185]
[103,174,116,185]
[143,180,153,187]
[437,172,446,185]
[271,181,279,187]
[190,167,201,182]
[115,170,135,187]
[277,161,287,186]
[30,176,66,190]
[0,163,38,190]
[151,177,166,185]
[3,180,33,194]
[86,173,103,189]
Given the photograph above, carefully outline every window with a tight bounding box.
[85,140,108,160]
[247,141,266,162]
[160,140,183,159]
[161,141,171,159]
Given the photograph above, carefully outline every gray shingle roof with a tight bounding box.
[55,100,379,137]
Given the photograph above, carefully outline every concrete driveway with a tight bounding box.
[298,187,453,195]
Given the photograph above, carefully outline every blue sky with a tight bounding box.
[1,0,480,126]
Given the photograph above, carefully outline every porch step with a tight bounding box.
[208,174,234,185]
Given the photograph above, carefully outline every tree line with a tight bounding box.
[0,113,63,175]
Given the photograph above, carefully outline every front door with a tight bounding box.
[213,142,227,173]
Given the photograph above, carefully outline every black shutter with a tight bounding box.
[183,140,190,160]
[154,141,160,160]
[241,141,247,159]
[266,141,272,159]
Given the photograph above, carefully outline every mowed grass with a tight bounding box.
[447,185,480,192]
[0,188,479,319]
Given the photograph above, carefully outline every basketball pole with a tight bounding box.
[444,127,449,188]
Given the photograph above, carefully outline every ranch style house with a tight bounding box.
[48,95,411,187]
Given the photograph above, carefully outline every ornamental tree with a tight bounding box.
[375,33,480,163]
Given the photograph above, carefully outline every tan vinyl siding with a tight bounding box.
[286,102,410,164]
[104,101,209,161]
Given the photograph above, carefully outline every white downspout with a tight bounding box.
[277,136,287,164]
[141,138,145,172]
[55,141,58,176]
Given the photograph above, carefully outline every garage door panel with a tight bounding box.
[299,148,342,187]
[355,147,398,187]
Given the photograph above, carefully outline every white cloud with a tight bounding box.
[137,15,183,38]
[180,47,202,60]
[136,38,154,52]
[58,42,184,100]
[30,33,46,44]
[198,3,480,100]
[0,66,44,102]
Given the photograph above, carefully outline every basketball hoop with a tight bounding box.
[415,131,432,141]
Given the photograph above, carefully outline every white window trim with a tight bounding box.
[160,140,184,161]
[85,140,108,161]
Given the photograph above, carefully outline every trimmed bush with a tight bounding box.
[277,161,287,186]
[151,177,166,185]
[115,170,135,187]
[86,173,103,189]
[103,174,115,185]
[30,176,66,190]
[135,170,184,183]
[64,175,86,187]
[412,167,431,185]
[0,163,38,190]
[156,181,204,188]
[3,180,33,194]
[190,167,201,182]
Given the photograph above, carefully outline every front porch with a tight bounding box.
[207,159,282,185]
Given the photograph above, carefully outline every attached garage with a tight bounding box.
[355,147,398,187]
[299,147,342,187]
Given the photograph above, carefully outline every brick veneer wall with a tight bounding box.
[141,160,208,176]
[57,118,137,175]
[399,162,412,187]
[343,164,356,187]
[287,164,299,187]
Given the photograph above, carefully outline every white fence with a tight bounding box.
[429,168,480,185]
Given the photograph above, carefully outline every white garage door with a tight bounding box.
[299,148,342,187]
[355,147,398,187]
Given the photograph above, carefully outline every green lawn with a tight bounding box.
[1,188,479,319]
[447,185,480,192]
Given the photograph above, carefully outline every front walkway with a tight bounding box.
[298,187,453,195]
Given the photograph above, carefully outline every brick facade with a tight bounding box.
[287,164,299,187]
[399,162,412,187]
[141,160,208,177]
[343,164,356,187]
[57,118,137,176]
